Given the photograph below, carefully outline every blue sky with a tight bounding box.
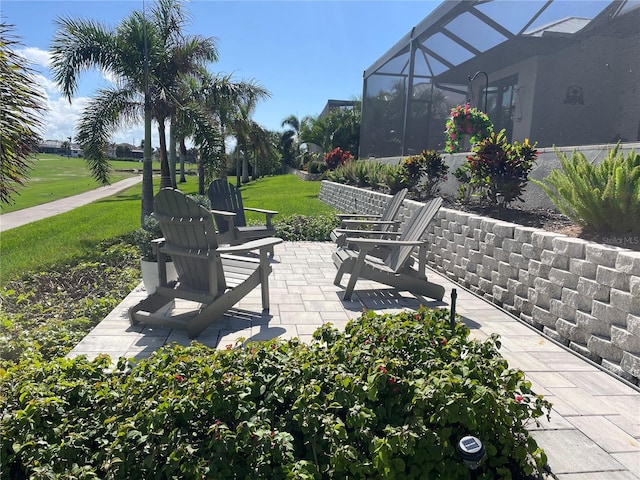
[2,0,438,146]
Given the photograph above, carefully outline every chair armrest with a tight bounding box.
[334,229,401,237]
[210,209,236,218]
[345,237,426,251]
[159,244,213,259]
[243,207,278,228]
[244,207,279,215]
[336,213,382,219]
[341,219,399,228]
[151,237,165,257]
[217,237,283,254]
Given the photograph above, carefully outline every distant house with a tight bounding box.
[38,140,82,157]
[319,99,359,119]
[109,143,144,160]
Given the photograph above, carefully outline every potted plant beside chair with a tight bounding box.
[134,216,177,295]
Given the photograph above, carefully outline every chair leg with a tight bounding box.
[260,252,271,310]
[333,266,345,286]
[343,252,367,301]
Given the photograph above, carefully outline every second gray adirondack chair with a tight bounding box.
[208,179,278,246]
[129,188,282,338]
[330,188,407,247]
[332,197,444,301]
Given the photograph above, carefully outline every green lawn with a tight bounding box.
[1,175,333,285]
[0,155,198,213]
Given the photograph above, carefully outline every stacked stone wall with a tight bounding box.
[320,181,640,385]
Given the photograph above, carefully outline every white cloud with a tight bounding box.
[14,47,153,147]
[34,73,61,95]
[41,96,88,141]
[101,68,121,86]
[16,47,51,69]
[41,93,152,147]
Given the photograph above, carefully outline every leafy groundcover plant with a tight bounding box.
[0,238,141,365]
[1,308,550,479]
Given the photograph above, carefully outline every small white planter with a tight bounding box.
[140,260,177,295]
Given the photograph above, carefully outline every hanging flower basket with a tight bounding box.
[444,104,494,153]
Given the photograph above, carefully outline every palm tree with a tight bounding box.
[280,114,301,167]
[170,79,224,194]
[168,72,264,194]
[299,114,331,153]
[248,124,279,180]
[50,0,217,221]
[199,74,270,186]
[0,22,47,205]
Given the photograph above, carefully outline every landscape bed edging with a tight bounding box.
[320,180,640,385]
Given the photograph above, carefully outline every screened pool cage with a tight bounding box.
[359,0,640,159]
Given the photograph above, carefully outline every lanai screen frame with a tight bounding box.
[359,0,638,159]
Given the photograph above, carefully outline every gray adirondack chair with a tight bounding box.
[332,197,444,301]
[129,188,282,338]
[208,179,278,246]
[330,188,408,247]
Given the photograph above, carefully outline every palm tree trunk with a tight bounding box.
[198,154,205,194]
[168,119,178,189]
[235,154,241,187]
[141,107,154,224]
[157,119,172,189]
[218,122,227,180]
[179,138,187,183]
[253,155,258,181]
[241,141,249,183]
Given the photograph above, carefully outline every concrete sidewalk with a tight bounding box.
[0,176,142,232]
[69,241,640,479]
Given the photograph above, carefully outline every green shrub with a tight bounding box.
[343,160,369,188]
[454,130,537,206]
[132,215,163,261]
[532,146,640,235]
[0,308,551,479]
[307,160,327,175]
[384,163,411,194]
[401,150,449,199]
[274,214,340,241]
[325,161,397,192]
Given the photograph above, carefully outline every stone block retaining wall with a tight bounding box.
[320,181,640,385]
[284,166,323,181]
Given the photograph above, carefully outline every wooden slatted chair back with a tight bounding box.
[378,188,407,231]
[208,179,246,234]
[153,188,224,294]
[384,197,443,272]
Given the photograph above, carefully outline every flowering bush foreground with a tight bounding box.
[1,308,551,479]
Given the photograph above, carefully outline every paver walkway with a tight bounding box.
[69,241,640,479]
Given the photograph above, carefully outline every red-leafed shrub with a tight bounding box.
[324,147,353,171]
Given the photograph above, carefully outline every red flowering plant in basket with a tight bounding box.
[445,103,494,153]
[324,147,353,171]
